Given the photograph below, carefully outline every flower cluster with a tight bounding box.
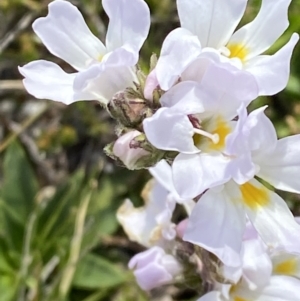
[19,0,300,299]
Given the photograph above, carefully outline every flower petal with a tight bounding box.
[103,0,150,56]
[272,252,300,279]
[156,28,202,90]
[228,0,292,60]
[33,0,106,71]
[177,0,247,48]
[241,239,272,290]
[246,106,277,158]
[19,60,80,104]
[160,81,217,115]
[184,183,245,267]
[231,276,300,301]
[255,276,300,301]
[117,179,174,247]
[257,135,300,194]
[143,108,198,153]
[73,65,136,104]
[197,291,222,301]
[245,33,299,96]
[172,153,230,199]
[129,247,181,291]
[240,179,300,253]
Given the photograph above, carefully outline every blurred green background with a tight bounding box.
[0,0,300,300]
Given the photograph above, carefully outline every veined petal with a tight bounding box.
[245,33,299,96]
[240,179,300,253]
[73,65,136,105]
[184,183,245,267]
[33,0,106,71]
[143,108,198,153]
[257,135,300,194]
[228,0,292,60]
[173,153,230,199]
[272,252,300,279]
[177,0,247,48]
[156,28,202,90]
[19,60,79,104]
[103,0,150,56]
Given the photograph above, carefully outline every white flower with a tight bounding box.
[183,107,300,266]
[117,177,177,248]
[19,0,150,104]
[144,60,259,199]
[196,225,300,301]
[117,159,194,247]
[156,0,299,95]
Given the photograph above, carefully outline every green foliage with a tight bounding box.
[0,141,135,300]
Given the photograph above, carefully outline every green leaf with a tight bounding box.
[0,141,38,251]
[73,253,128,289]
[0,274,17,301]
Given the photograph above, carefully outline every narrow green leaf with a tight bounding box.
[73,253,127,289]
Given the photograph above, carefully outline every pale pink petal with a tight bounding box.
[156,28,202,90]
[19,60,80,104]
[177,0,247,48]
[143,108,198,153]
[129,247,181,291]
[144,69,159,101]
[184,183,245,267]
[229,0,292,59]
[103,0,150,56]
[113,130,149,170]
[33,0,106,71]
[245,33,299,96]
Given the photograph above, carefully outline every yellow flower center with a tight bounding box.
[192,116,232,152]
[273,258,298,276]
[226,43,249,62]
[234,297,249,301]
[240,182,269,210]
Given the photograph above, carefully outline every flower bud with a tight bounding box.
[107,89,152,128]
[129,246,182,291]
[113,130,150,170]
